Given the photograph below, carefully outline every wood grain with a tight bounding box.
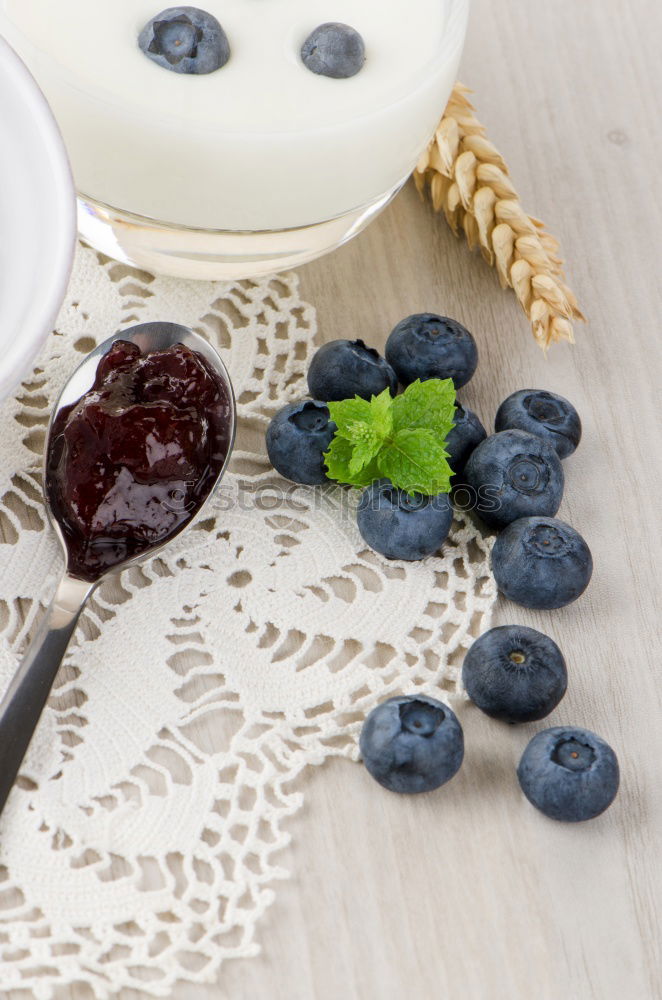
[7,0,662,997]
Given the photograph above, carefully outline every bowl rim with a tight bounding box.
[0,35,76,400]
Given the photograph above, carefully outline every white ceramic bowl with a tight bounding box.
[0,36,75,400]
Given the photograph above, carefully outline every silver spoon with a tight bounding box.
[0,322,236,816]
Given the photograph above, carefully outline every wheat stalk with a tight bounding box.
[414,83,584,350]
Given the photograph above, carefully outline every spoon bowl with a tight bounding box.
[0,322,236,817]
[46,321,236,579]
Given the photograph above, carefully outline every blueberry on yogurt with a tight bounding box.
[139,7,230,74]
[301,23,366,79]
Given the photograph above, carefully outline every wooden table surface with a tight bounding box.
[11,1,662,998]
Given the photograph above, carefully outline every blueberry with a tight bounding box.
[385,314,478,389]
[464,430,564,529]
[307,340,398,402]
[462,626,567,723]
[517,726,619,821]
[301,23,365,79]
[495,390,581,459]
[491,516,593,610]
[266,400,335,485]
[360,695,464,794]
[139,7,230,74]
[446,404,486,480]
[357,479,453,560]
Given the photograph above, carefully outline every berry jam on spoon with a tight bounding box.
[0,322,235,815]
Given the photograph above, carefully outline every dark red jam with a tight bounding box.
[47,340,232,581]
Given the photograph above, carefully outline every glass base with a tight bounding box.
[76,185,404,280]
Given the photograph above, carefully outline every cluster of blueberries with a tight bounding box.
[266,313,619,822]
[139,7,365,79]
[360,632,619,823]
[267,312,590,614]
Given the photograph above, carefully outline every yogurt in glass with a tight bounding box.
[0,0,469,277]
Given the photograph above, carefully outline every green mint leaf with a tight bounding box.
[348,427,382,475]
[323,435,354,483]
[377,428,453,496]
[391,378,456,440]
[351,457,382,487]
[323,381,455,495]
[344,419,380,448]
[328,390,394,442]
[326,396,372,440]
[368,388,394,438]
[326,390,394,480]
[324,435,381,488]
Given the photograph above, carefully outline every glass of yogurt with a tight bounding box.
[0,0,469,279]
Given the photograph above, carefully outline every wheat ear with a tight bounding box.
[414,83,584,350]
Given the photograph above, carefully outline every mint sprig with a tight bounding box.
[324,379,456,496]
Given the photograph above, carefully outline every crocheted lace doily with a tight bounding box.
[0,245,496,998]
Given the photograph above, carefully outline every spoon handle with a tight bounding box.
[0,574,94,817]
